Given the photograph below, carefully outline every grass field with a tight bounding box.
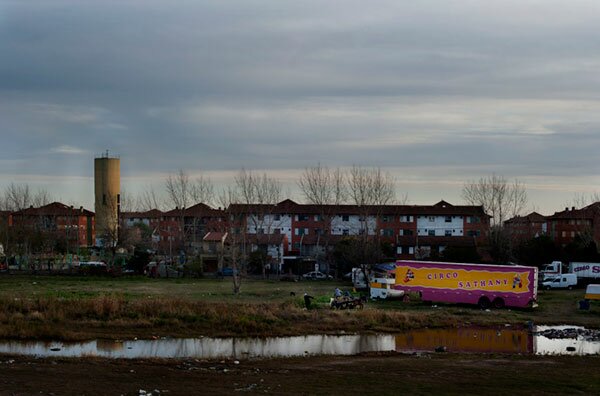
[0,274,597,340]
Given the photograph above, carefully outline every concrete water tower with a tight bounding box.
[94,151,120,246]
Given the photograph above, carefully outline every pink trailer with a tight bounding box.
[392,260,538,309]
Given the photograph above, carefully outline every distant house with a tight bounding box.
[504,212,547,241]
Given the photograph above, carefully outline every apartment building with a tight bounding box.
[503,212,547,241]
[231,199,490,260]
[547,203,600,247]
[10,202,95,248]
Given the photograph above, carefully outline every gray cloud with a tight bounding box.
[1,0,600,211]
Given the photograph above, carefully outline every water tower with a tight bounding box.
[94,151,120,246]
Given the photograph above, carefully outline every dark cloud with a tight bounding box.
[1,1,600,211]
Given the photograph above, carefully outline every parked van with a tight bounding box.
[542,274,577,290]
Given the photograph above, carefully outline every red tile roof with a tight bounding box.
[11,202,94,217]
[547,202,600,220]
[504,212,546,224]
[229,200,489,217]
[203,232,227,242]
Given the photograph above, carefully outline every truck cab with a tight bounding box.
[542,273,577,290]
[541,261,565,281]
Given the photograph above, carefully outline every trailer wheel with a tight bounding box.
[492,297,505,309]
[478,297,491,309]
[544,285,551,291]
[567,286,573,290]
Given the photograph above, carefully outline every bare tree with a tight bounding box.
[119,189,137,213]
[297,164,347,269]
[190,174,215,207]
[346,166,397,284]
[462,174,527,226]
[348,166,396,207]
[32,188,52,208]
[348,166,396,237]
[165,169,192,210]
[218,185,243,294]
[165,169,215,255]
[233,170,283,279]
[298,164,347,207]
[2,184,54,211]
[139,185,166,211]
[3,183,31,211]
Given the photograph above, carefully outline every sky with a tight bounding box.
[1,0,600,214]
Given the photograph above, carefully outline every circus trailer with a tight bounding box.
[389,260,538,309]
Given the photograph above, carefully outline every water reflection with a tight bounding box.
[0,326,597,359]
[395,328,533,354]
[534,325,600,356]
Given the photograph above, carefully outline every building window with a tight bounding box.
[445,230,452,236]
[428,229,435,236]
[402,229,414,236]
[342,215,349,222]
[257,228,264,234]
[274,214,281,221]
[409,247,414,254]
[428,216,435,222]
[382,215,391,223]
[468,216,481,224]
[273,228,281,234]
[297,214,309,221]
[342,229,349,236]
[561,231,566,237]
[382,228,394,237]
[315,215,323,221]
[445,216,452,223]
[397,246,403,254]
[467,230,481,237]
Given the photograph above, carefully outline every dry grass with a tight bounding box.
[0,275,597,341]
[0,295,461,340]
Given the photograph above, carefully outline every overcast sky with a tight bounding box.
[1,0,599,213]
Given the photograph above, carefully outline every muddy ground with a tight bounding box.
[0,353,598,395]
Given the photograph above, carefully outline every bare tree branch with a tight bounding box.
[462,174,527,226]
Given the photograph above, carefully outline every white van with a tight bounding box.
[542,274,577,290]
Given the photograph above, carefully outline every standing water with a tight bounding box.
[0,326,597,359]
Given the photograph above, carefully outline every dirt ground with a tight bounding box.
[0,353,598,396]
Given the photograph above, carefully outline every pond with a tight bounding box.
[0,326,597,360]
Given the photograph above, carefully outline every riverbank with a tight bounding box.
[0,275,597,341]
[0,353,598,395]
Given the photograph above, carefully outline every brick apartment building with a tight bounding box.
[503,212,547,242]
[229,199,490,261]
[10,202,95,248]
[504,202,600,248]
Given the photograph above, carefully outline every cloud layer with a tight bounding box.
[1,0,599,211]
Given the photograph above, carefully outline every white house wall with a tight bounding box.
[331,215,377,236]
[416,215,464,236]
[246,214,292,250]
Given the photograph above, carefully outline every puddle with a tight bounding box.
[534,325,600,356]
[0,326,597,359]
